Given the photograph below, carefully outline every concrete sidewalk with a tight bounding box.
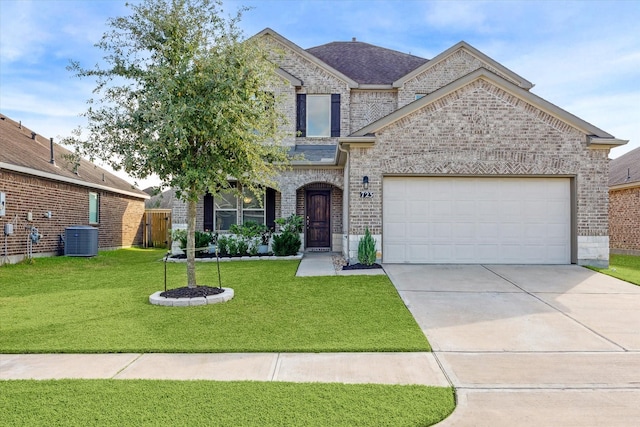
[0,352,448,385]
[295,252,387,276]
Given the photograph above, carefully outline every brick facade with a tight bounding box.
[347,79,611,265]
[609,186,640,254]
[0,170,144,263]
[170,30,621,266]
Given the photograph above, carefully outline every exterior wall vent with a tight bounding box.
[64,226,98,257]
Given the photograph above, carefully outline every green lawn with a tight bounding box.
[591,254,640,286]
[0,380,455,427]
[0,249,430,353]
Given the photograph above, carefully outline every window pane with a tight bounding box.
[215,190,237,210]
[307,95,330,137]
[243,189,264,210]
[89,192,99,224]
[216,211,236,231]
[243,211,265,225]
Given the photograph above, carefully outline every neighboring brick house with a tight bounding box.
[172,28,627,267]
[0,114,148,263]
[609,147,640,255]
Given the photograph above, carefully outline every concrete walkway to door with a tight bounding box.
[384,264,640,426]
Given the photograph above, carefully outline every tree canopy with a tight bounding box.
[66,0,290,287]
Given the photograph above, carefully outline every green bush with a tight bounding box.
[272,231,301,256]
[237,239,249,255]
[216,235,229,256]
[171,230,212,254]
[358,227,377,266]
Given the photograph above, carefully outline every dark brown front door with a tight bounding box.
[306,190,331,248]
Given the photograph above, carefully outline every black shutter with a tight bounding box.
[265,188,276,229]
[331,94,340,137]
[296,94,306,137]
[203,193,214,231]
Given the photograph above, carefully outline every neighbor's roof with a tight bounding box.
[306,41,429,85]
[0,114,148,199]
[610,147,640,188]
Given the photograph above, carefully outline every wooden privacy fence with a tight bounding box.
[143,209,171,248]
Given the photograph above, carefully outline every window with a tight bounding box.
[89,192,99,224]
[296,94,340,137]
[242,188,265,225]
[206,185,275,231]
[214,187,237,231]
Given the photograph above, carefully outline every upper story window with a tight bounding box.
[296,94,340,138]
[307,95,331,137]
[89,192,99,224]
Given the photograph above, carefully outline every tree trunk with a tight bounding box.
[186,198,197,288]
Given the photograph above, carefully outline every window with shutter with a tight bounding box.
[296,94,340,138]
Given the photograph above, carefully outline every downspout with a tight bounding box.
[337,142,350,261]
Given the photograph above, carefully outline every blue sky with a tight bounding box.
[1,0,639,188]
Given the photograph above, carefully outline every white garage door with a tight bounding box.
[383,177,571,264]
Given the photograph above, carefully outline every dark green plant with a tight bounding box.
[275,214,303,234]
[195,231,213,254]
[227,236,239,256]
[216,235,229,256]
[272,231,302,256]
[172,229,188,250]
[237,239,249,255]
[358,227,377,266]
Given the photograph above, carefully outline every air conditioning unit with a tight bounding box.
[64,226,98,257]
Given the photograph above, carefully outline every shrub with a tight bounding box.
[236,239,249,255]
[272,231,301,256]
[171,230,212,254]
[227,236,239,256]
[216,235,229,256]
[275,214,303,234]
[172,229,187,249]
[195,231,213,254]
[358,227,377,266]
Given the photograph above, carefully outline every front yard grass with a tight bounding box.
[0,380,455,427]
[590,254,640,286]
[0,249,430,353]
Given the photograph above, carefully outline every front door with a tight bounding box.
[306,190,331,248]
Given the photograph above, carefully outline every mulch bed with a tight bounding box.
[342,263,383,270]
[160,286,225,299]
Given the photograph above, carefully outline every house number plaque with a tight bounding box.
[359,191,373,198]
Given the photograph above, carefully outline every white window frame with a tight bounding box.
[89,192,99,224]
[214,186,238,231]
[242,188,266,225]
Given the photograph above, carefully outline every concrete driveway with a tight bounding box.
[384,264,640,426]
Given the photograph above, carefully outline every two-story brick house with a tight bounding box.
[172,28,626,267]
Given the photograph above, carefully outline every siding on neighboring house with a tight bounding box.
[609,187,640,254]
[609,147,640,255]
[0,114,148,264]
[0,170,144,261]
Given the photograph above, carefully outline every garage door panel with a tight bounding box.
[383,177,570,264]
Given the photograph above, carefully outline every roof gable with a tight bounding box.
[306,41,428,85]
[610,147,640,187]
[254,28,358,88]
[351,68,624,143]
[0,114,148,199]
[394,41,533,90]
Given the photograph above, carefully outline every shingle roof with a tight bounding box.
[306,41,428,85]
[0,114,147,199]
[288,144,337,163]
[610,147,640,187]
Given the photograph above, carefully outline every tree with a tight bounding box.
[65,0,289,288]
